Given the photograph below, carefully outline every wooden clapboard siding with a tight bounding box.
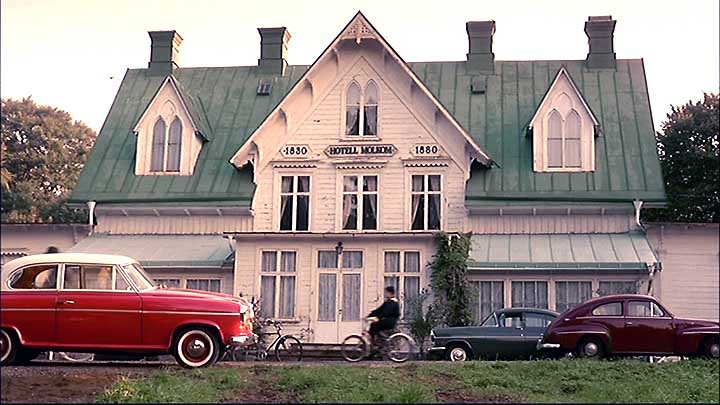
[251,50,469,233]
[95,214,253,234]
[233,237,435,342]
[466,214,636,234]
[647,223,720,321]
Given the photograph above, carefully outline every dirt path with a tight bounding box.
[0,362,164,403]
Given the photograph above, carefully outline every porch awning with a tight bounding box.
[69,234,233,268]
[468,232,659,272]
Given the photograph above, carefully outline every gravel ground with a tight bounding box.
[1,361,168,403]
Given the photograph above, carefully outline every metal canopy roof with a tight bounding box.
[468,231,659,272]
[68,234,233,268]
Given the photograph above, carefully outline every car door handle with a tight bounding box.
[625,321,633,326]
[58,300,75,305]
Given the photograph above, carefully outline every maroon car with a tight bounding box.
[537,294,719,359]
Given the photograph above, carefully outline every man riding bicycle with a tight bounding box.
[367,286,400,351]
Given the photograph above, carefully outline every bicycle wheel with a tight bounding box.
[341,334,367,362]
[275,335,303,362]
[386,334,413,363]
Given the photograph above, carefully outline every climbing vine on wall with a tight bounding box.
[430,232,474,327]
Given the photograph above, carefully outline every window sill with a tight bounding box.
[339,136,382,142]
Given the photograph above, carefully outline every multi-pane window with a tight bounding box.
[187,279,221,293]
[547,109,582,169]
[342,175,378,231]
[150,116,183,172]
[555,281,592,312]
[511,281,548,309]
[598,281,637,296]
[383,251,421,319]
[155,278,182,288]
[410,174,441,230]
[317,250,363,322]
[470,281,505,324]
[345,81,378,136]
[260,251,297,319]
[279,175,310,231]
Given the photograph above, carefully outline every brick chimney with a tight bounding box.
[258,27,291,76]
[148,31,183,76]
[466,21,496,74]
[585,16,617,69]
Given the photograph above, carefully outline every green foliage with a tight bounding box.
[645,93,719,223]
[99,360,719,403]
[430,232,474,326]
[405,288,441,354]
[1,97,96,223]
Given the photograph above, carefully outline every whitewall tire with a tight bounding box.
[1,329,18,366]
[173,329,220,368]
[447,345,470,362]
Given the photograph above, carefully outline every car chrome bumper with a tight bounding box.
[229,334,254,346]
[536,339,561,350]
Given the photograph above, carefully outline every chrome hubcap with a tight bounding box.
[450,347,467,361]
[584,342,599,356]
[710,343,720,358]
[187,339,207,357]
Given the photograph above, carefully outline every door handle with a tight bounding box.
[625,321,633,326]
[58,300,75,305]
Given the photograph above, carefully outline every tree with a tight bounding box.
[405,288,440,357]
[1,98,96,223]
[429,232,474,327]
[644,93,719,223]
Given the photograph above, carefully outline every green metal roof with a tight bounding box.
[71,58,665,206]
[468,231,659,271]
[68,234,233,268]
[409,60,666,205]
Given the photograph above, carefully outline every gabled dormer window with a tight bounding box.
[529,68,599,172]
[345,81,378,136]
[133,76,211,176]
[150,117,183,172]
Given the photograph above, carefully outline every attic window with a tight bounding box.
[529,68,598,173]
[257,80,273,96]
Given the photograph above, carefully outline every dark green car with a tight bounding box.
[429,308,559,361]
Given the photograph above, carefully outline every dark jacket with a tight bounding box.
[369,298,400,324]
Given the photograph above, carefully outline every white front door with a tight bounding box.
[315,250,363,342]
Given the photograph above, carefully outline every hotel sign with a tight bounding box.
[324,144,396,158]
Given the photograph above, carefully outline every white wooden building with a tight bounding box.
[69,13,669,342]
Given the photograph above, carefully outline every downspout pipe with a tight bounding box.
[87,201,96,235]
[633,200,643,228]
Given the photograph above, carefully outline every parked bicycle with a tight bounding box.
[227,319,303,361]
[341,318,415,363]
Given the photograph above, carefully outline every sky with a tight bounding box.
[1,0,718,132]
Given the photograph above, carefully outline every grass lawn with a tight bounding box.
[98,359,719,403]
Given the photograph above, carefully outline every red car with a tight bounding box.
[0,253,254,368]
[538,294,719,359]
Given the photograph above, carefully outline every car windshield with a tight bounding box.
[122,263,156,290]
[480,313,498,327]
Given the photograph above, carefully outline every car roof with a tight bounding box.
[581,294,657,306]
[1,253,137,275]
[496,308,560,317]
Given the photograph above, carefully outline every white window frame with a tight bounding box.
[343,80,380,139]
[259,250,297,320]
[186,278,222,293]
[278,175,311,232]
[383,251,422,319]
[150,115,184,173]
[410,173,443,231]
[341,174,379,231]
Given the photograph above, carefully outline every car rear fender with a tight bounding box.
[170,320,225,348]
